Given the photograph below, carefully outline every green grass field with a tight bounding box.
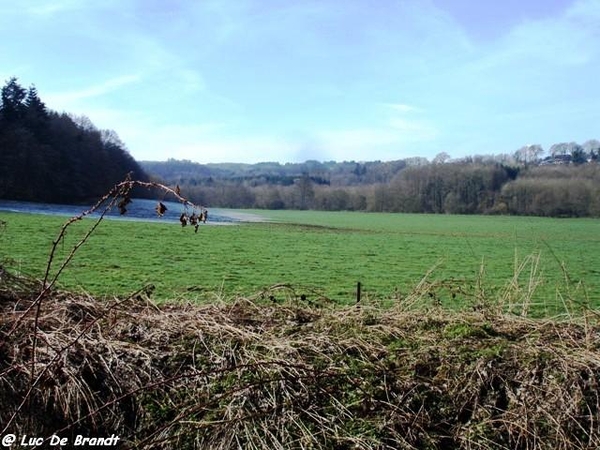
[1,209,599,315]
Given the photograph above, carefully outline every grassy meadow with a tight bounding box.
[1,209,599,315]
[2,208,600,448]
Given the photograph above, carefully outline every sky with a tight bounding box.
[1,0,599,164]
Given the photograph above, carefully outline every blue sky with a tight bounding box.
[1,0,599,163]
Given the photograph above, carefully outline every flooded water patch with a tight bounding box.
[0,199,264,224]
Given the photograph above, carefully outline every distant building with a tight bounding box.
[539,154,572,166]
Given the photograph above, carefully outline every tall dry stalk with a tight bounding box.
[498,250,542,316]
[2,175,204,435]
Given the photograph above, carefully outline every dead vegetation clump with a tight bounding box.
[1,267,599,449]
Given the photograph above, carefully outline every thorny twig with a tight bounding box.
[9,177,203,336]
[3,175,205,433]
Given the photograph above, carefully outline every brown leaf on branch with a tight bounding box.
[118,197,132,215]
[156,202,167,217]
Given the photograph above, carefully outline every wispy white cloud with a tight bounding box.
[176,69,207,93]
[567,0,600,22]
[23,0,125,16]
[470,0,599,74]
[54,106,237,162]
[388,118,438,140]
[24,0,82,15]
[45,75,141,106]
[382,103,422,114]
[315,120,439,161]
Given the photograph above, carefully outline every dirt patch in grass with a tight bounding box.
[1,268,599,449]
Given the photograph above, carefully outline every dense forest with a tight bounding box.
[142,144,600,217]
[0,78,148,203]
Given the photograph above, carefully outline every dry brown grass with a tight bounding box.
[1,268,599,450]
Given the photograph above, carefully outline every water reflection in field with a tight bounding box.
[0,198,262,224]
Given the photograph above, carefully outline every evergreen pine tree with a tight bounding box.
[0,77,27,122]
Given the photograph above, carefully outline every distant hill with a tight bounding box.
[141,149,600,217]
[140,158,415,187]
[0,77,149,204]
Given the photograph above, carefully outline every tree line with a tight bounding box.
[0,78,148,203]
[2,76,598,217]
[142,149,600,217]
